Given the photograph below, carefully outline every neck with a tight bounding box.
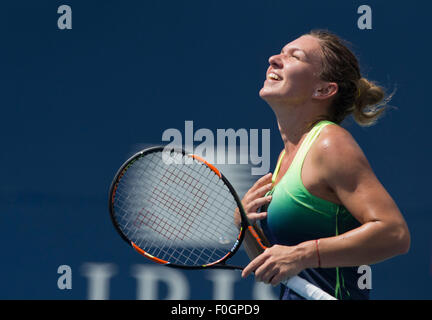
[269,100,326,154]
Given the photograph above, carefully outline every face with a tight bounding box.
[259,35,325,106]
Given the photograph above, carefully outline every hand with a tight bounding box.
[234,173,273,228]
[241,244,307,286]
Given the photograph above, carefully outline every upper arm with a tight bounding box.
[316,126,406,227]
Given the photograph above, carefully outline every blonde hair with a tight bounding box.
[307,29,394,127]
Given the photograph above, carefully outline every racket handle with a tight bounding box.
[283,276,337,300]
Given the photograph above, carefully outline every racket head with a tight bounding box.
[108,145,251,269]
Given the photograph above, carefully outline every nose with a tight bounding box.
[268,54,283,68]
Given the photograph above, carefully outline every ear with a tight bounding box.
[312,82,338,100]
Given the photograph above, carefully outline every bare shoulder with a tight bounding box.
[313,124,372,178]
[310,124,408,235]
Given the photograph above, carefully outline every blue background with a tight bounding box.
[1,0,430,299]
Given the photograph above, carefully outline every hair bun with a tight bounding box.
[357,78,385,106]
[353,78,388,126]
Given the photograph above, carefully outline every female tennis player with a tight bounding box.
[238,30,410,300]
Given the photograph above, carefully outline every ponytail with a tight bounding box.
[353,78,389,127]
[308,29,395,127]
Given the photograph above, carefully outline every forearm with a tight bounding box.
[300,220,410,269]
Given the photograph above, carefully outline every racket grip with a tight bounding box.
[282,276,337,300]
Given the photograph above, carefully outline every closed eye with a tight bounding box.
[280,50,301,60]
[281,47,307,61]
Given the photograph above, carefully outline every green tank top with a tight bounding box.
[260,120,363,299]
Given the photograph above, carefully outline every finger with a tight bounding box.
[245,195,272,214]
[242,176,272,206]
[254,261,276,283]
[247,173,273,194]
[242,184,271,209]
[270,273,286,287]
[241,252,268,278]
[245,211,267,224]
[261,267,279,285]
[245,183,273,206]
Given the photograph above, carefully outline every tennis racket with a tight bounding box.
[108,145,336,300]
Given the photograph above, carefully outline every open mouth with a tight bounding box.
[267,72,281,81]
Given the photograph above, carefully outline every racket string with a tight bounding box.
[112,151,240,266]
